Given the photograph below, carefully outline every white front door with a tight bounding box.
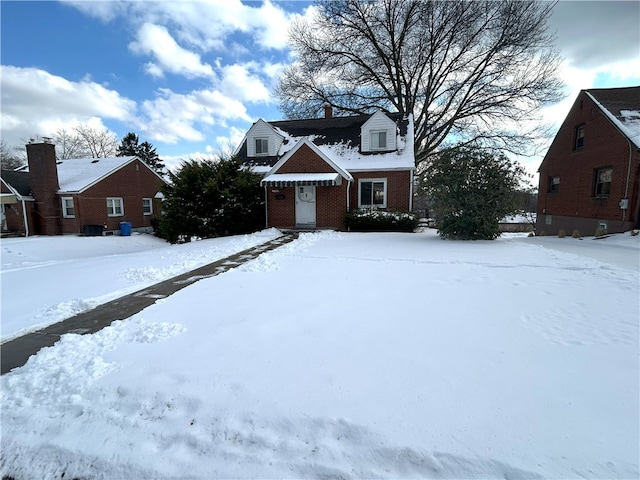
[295,185,316,227]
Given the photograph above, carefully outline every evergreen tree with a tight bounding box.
[139,141,165,174]
[157,156,264,243]
[420,147,528,240]
[117,132,140,157]
[117,132,165,174]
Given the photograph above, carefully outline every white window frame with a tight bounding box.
[358,178,387,208]
[142,197,153,215]
[255,137,269,156]
[106,197,124,217]
[61,196,75,218]
[370,130,388,150]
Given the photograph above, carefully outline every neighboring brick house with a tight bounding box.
[0,140,168,236]
[236,109,415,230]
[536,87,640,235]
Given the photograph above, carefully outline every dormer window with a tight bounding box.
[370,130,388,150]
[255,138,269,155]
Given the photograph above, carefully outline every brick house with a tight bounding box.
[236,109,415,230]
[0,140,168,236]
[536,87,640,236]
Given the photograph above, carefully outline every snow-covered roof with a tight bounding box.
[55,156,138,193]
[239,112,415,174]
[586,87,640,148]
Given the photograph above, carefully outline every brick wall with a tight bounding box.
[350,170,412,211]
[266,144,413,230]
[61,160,165,234]
[537,91,640,235]
[26,142,60,235]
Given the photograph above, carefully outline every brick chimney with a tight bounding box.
[324,105,333,118]
[26,139,61,235]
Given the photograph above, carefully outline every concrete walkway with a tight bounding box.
[1,232,299,375]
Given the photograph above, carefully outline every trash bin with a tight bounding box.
[119,221,132,236]
[82,224,104,236]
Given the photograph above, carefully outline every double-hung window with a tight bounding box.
[574,125,585,150]
[549,176,560,193]
[255,138,269,155]
[142,198,153,215]
[370,130,388,150]
[61,197,75,218]
[594,167,612,196]
[359,179,387,208]
[107,197,124,217]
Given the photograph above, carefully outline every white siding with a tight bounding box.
[361,112,397,152]
[246,119,283,157]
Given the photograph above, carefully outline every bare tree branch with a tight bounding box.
[277,0,564,166]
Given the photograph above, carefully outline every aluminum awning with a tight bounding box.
[261,173,343,188]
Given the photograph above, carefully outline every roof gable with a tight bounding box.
[586,87,640,148]
[267,138,353,181]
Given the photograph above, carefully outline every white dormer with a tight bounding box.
[360,111,397,153]
[246,119,284,157]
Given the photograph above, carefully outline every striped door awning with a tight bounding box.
[261,173,342,188]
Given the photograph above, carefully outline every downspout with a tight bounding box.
[264,186,268,229]
[622,136,633,222]
[409,169,414,211]
[21,198,29,237]
[346,179,352,232]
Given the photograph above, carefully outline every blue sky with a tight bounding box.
[1,0,639,175]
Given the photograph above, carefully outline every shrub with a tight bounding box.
[595,226,607,238]
[344,209,419,232]
[558,229,566,238]
[572,229,581,238]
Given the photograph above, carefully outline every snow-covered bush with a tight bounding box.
[344,209,419,232]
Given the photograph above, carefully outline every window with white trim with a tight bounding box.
[359,179,387,208]
[370,130,388,150]
[142,198,153,215]
[61,197,75,218]
[107,197,124,217]
[594,167,612,196]
[255,138,269,155]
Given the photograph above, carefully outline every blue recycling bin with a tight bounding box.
[119,221,132,236]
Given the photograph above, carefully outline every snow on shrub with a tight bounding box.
[344,209,419,232]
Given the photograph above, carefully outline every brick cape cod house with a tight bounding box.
[236,108,415,230]
[1,139,168,236]
[536,86,640,236]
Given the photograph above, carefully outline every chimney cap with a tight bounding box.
[42,137,53,144]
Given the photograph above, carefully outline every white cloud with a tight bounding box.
[219,63,271,103]
[138,88,251,144]
[0,66,136,147]
[129,23,215,79]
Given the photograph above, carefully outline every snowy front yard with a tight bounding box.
[1,230,638,479]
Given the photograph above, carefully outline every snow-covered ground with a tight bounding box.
[1,230,639,479]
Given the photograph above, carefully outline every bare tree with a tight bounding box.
[73,123,118,158]
[53,128,90,159]
[1,139,26,171]
[277,0,565,165]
